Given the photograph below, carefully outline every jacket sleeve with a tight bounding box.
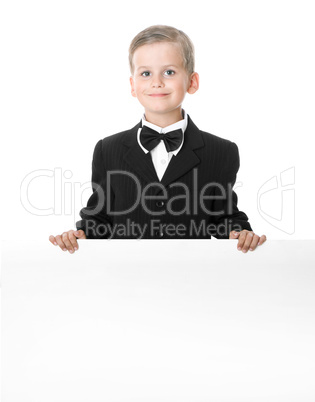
[211,141,252,239]
[76,139,114,239]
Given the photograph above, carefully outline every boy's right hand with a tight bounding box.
[49,230,86,253]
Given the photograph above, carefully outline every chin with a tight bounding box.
[149,108,171,114]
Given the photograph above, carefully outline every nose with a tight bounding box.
[151,74,164,88]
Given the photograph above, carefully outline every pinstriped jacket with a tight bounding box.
[76,115,252,239]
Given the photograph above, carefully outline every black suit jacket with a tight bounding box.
[76,115,252,239]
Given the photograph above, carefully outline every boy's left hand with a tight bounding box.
[229,230,267,253]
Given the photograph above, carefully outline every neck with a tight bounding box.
[144,107,183,128]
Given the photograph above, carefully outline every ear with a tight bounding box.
[130,76,137,98]
[187,72,199,95]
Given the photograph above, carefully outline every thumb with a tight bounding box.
[74,230,86,239]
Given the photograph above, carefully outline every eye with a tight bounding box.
[141,71,150,77]
[164,69,175,76]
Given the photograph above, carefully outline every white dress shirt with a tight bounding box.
[137,109,188,181]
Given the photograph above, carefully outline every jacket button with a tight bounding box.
[156,201,165,207]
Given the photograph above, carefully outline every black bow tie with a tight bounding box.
[140,125,183,152]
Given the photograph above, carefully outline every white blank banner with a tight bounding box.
[2,240,315,402]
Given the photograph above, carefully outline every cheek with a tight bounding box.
[173,83,186,95]
[172,78,186,90]
[134,81,146,93]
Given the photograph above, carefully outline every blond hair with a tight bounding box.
[129,25,195,76]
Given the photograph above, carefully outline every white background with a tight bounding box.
[1,2,315,399]
[1,0,315,242]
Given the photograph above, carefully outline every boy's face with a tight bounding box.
[130,42,198,121]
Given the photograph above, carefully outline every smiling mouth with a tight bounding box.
[148,93,170,97]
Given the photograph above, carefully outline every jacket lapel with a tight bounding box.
[160,116,204,188]
[123,121,160,184]
[122,115,205,190]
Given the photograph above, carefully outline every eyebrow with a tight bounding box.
[136,64,179,71]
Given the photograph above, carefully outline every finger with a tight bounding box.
[55,235,67,252]
[258,235,267,246]
[237,230,249,250]
[241,232,254,253]
[229,230,240,239]
[68,231,79,251]
[62,232,75,253]
[74,230,86,239]
[249,234,260,251]
[49,235,58,246]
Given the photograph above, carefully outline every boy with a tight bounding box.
[49,25,266,253]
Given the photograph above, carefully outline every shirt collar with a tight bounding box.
[138,109,188,155]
